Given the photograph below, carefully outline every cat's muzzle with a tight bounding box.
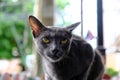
[46,49,65,62]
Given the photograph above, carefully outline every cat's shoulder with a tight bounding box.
[72,34,86,43]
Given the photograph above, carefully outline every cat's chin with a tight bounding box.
[46,56,63,63]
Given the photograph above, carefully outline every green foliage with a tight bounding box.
[0,21,16,59]
[0,0,34,13]
[1,4,22,13]
[14,21,25,39]
[55,0,72,26]
[0,19,32,59]
[23,1,34,12]
[0,21,15,59]
[107,68,119,77]
[0,0,33,61]
[0,0,11,3]
[55,0,70,9]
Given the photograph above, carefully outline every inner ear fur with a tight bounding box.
[29,16,45,37]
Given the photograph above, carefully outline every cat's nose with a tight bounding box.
[52,49,59,54]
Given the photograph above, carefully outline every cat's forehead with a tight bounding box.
[47,26,64,30]
[41,27,71,37]
[47,26,68,32]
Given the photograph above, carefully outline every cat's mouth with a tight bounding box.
[45,52,65,62]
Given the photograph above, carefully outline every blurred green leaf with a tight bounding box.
[0,0,33,60]
[55,0,70,9]
[107,68,119,77]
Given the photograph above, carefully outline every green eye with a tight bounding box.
[42,37,50,44]
[61,39,68,44]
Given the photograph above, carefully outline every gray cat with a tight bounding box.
[28,16,104,80]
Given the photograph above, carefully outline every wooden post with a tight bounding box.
[34,0,54,26]
[33,0,43,21]
[33,0,54,78]
[41,0,54,26]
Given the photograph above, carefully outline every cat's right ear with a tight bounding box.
[66,22,80,32]
[29,15,46,37]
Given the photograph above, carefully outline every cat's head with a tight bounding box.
[29,16,80,63]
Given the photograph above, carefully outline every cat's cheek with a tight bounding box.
[43,50,59,62]
[61,44,69,51]
[42,50,49,58]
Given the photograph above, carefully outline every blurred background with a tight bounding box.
[0,0,120,79]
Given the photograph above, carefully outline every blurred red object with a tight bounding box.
[103,73,111,80]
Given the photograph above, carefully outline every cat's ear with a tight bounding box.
[66,22,80,32]
[29,15,46,37]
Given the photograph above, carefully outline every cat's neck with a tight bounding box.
[42,56,86,80]
[42,58,60,80]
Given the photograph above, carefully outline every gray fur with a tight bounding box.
[29,16,104,80]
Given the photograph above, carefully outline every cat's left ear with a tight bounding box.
[66,22,80,32]
[29,15,46,37]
